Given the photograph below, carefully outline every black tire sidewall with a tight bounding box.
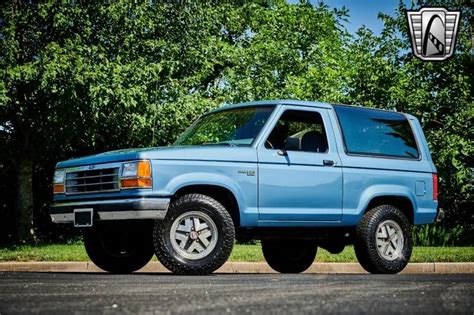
[84,221,154,274]
[153,194,235,275]
[262,239,317,273]
[355,205,413,274]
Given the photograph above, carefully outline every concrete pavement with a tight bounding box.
[0,272,472,314]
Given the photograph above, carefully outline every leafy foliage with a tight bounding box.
[0,0,472,244]
[412,224,472,247]
[345,1,473,238]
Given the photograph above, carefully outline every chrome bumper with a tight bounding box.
[50,197,170,223]
[436,208,445,223]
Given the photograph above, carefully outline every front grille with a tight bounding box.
[65,167,120,194]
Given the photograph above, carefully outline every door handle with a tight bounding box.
[323,160,335,166]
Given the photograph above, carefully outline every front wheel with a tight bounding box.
[262,239,317,273]
[84,221,154,274]
[153,194,235,275]
[354,205,413,274]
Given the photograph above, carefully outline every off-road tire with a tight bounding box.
[354,205,413,274]
[84,221,154,274]
[262,239,317,273]
[153,194,235,275]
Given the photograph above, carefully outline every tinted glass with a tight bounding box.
[174,106,274,146]
[334,105,419,159]
[265,110,328,153]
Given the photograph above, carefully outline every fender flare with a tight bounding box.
[164,172,246,216]
[357,185,417,217]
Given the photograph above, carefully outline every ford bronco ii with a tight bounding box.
[50,100,441,274]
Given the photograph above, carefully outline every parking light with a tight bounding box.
[53,169,65,194]
[121,160,152,189]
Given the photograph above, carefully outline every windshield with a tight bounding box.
[174,106,275,146]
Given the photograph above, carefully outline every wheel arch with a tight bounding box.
[363,195,415,224]
[173,184,241,228]
[357,185,417,224]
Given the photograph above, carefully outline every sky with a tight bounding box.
[288,0,412,35]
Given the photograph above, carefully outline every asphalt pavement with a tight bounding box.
[0,272,473,314]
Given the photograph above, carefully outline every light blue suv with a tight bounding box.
[50,100,441,275]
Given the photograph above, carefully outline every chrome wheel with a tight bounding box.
[170,211,218,260]
[376,219,404,261]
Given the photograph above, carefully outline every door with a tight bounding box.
[257,106,343,224]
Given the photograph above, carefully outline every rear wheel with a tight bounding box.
[354,205,413,274]
[84,221,154,274]
[262,239,317,273]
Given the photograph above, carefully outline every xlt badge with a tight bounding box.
[238,170,256,176]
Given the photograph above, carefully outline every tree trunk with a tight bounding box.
[16,128,35,243]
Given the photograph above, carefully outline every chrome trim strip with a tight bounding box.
[50,198,169,223]
[98,210,167,220]
[51,213,74,223]
[50,210,167,223]
[64,162,122,172]
[52,198,170,209]
[66,174,119,180]
[66,187,121,195]
[66,181,118,187]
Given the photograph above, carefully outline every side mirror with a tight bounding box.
[285,136,301,151]
[278,136,301,156]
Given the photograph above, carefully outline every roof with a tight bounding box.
[209,99,404,115]
[208,100,331,114]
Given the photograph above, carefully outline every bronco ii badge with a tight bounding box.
[406,7,461,61]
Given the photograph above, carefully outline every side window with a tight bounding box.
[334,105,420,159]
[265,110,328,153]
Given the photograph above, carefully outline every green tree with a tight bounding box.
[0,0,471,244]
[0,1,233,242]
[222,1,350,103]
[344,0,473,233]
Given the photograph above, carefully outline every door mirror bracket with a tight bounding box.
[277,149,287,156]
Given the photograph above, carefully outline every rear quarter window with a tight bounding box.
[334,105,420,159]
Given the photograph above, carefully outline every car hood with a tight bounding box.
[56,146,257,168]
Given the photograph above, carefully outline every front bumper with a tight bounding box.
[50,197,170,223]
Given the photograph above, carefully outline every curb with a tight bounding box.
[0,261,473,274]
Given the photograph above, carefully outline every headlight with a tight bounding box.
[122,162,139,178]
[53,169,65,194]
[120,160,152,189]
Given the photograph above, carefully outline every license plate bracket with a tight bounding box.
[74,208,93,227]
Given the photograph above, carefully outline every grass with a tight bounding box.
[0,243,473,263]
[230,244,474,263]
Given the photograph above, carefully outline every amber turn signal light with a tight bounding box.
[137,160,151,178]
[121,178,152,188]
[120,160,152,189]
[53,184,64,194]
